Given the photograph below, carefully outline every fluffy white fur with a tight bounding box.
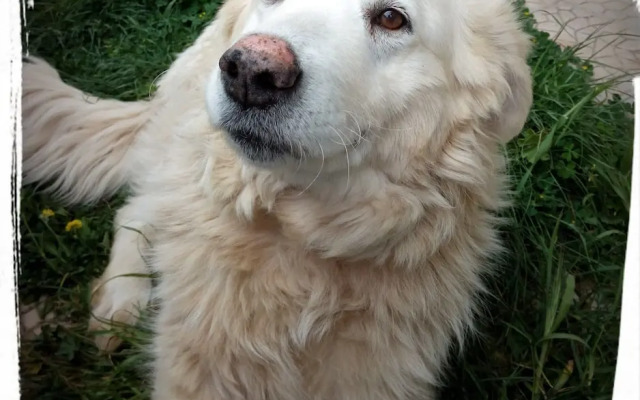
[22,0,532,398]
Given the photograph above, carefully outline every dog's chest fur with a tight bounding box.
[151,206,447,398]
[141,136,488,400]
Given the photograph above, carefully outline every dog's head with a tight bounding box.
[206,0,532,180]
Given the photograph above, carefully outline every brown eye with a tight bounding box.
[376,9,407,31]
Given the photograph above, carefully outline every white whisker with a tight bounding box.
[294,142,305,174]
[344,110,368,144]
[297,140,325,196]
[330,127,351,193]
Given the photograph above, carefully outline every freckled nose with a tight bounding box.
[219,34,302,108]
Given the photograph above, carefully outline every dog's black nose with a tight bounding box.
[219,34,301,108]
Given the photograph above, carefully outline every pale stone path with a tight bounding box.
[526,0,640,99]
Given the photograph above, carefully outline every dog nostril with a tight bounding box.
[254,68,301,91]
[219,50,241,79]
[255,71,276,90]
[226,61,239,78]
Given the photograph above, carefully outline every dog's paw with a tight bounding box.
[88,272,151,352]
[20,296,61,340]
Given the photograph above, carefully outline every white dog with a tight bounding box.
[22,0,532,398]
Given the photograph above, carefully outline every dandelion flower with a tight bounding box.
[41,209,55,218]
[65,219,83,232]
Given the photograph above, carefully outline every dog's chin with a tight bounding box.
[223,126,292,166]
[210,108,305,168]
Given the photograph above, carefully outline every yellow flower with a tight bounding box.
[582,65,589,70]
[524,11,530,16]
[65,219,83,232]
[198,11,206,19]
[41,208,55,218]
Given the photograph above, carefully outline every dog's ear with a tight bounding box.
[453,2,534,144]
[485,62,533,143]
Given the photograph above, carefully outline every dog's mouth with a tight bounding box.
[224,126,291,162]
[215,97,304,164]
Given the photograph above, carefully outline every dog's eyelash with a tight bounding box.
[369,1,407,16]
[364,1,412,34]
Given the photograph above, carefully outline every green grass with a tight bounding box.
[18,0,634,399]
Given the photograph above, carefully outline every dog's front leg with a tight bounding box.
[88,198,155,352]
[150,319,307,400]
